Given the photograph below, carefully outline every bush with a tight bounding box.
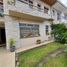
[51,24,67,44]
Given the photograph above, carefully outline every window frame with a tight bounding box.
[45,25,49,35]
[44,6,49,14]
[28,0,33,8]
[37,3,41,11]
[19,23,40,38]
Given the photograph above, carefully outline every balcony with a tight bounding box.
[0,0,4,17]
[8,0,51,21]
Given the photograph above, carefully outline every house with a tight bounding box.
[0,0,67,50]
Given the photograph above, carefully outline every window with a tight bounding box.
[37,4,41,11]
[57,12,61,20]
[44,7,49,14]
[53,10,55,16]
[25,0,28,1]
[45,25,49,35]
[29,0,33,8]
[18,0,27,4]
[19,23,40,38]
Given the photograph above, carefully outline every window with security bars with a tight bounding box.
[45,25,49,35]
[19,23,40,38]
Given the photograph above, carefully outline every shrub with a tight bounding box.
[51,24,67,44]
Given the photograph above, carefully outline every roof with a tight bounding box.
[41,0,57,6]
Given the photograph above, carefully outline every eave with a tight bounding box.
[41,0,57,6]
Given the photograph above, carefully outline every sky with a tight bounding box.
[60,0,67,7]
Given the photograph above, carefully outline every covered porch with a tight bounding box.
[0,17,6,48]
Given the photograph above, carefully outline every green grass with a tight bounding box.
[19,42,65,67]
[42,53,67,67]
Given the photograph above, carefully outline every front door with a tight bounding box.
[0,28,6,47]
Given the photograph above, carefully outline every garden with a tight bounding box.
[18,24,67,67]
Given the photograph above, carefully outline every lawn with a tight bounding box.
[18,42,65,67]
[42,53,67,67]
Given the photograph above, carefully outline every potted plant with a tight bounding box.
[9,38,16,52]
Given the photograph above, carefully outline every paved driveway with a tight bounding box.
[0,47,15,67]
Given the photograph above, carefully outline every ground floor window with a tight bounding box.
[19,23,40,38]
[45,25,49,35]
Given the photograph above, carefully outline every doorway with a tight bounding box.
[0,28,6,47]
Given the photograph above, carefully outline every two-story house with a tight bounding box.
[0,0,66,50]
[0,0,56,50]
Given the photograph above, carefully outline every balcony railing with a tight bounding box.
[0,0,4,17]
[17,0,49,14]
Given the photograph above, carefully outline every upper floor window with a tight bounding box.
[29,0,33,8]
[53,10,55,16]
[18,0,33,8]
[37,4,41,11]
[44,7,49,14]
[24,0,33,8]
[25,0,28,1]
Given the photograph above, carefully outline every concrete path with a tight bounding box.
[0,47,15,67]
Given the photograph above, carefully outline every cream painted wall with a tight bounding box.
[4,16,20,49]
[19,20,52,47]
[3,0,52,49]
[3,0,51,19]
[4,15,52,49]
[19,20,44,47]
